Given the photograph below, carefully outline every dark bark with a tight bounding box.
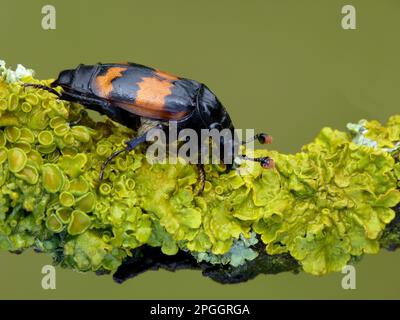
[113,241,300,284]
[380,204,400,251]
[112,204,400,284]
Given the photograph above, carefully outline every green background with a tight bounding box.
[1,0,400,299]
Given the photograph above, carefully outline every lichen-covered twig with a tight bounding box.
[1,61,400,284]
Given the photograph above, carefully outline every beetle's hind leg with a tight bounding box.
[99,133,148,180]
[99,123,163,180]
[69,109,88,126]
[22,83,61,98]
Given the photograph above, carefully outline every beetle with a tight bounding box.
[23,62,274,193]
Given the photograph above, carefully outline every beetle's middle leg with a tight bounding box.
[196,164,206,194]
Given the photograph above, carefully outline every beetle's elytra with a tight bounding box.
[23,62,274,193]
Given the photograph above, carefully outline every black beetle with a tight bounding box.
[24,62,273,192]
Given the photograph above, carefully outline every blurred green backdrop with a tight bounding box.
[1,0,400,299]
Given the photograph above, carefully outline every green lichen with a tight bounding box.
[348,117,400,152]
[191,232,259,267]
[1,62,400,280]
[251,128,400,275]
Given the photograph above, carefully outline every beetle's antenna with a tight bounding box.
[22,83,61,98]
[242,133,273,145]
[99,149,126,180]
[241,155,275,169]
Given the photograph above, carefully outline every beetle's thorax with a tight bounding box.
[196,84,233,131]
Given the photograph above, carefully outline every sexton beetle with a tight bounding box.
[24,62,274,193]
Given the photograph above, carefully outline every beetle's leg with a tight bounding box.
[99,124,164,180]
[242,133,273,145]
[22,83,61,98]
[69,109,88,126]
[240,155,275,169]
[99,133,148,180]
[196,164,206,194]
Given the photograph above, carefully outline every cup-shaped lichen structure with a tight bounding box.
[1,62,400,279]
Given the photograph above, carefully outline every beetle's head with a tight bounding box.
[197,85,237,165]
[198,85,234,132]
[50,69,74,89]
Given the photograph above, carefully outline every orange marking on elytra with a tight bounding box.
[116,101,188,120]
[95,67,127,98]
[135,77,174,110]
